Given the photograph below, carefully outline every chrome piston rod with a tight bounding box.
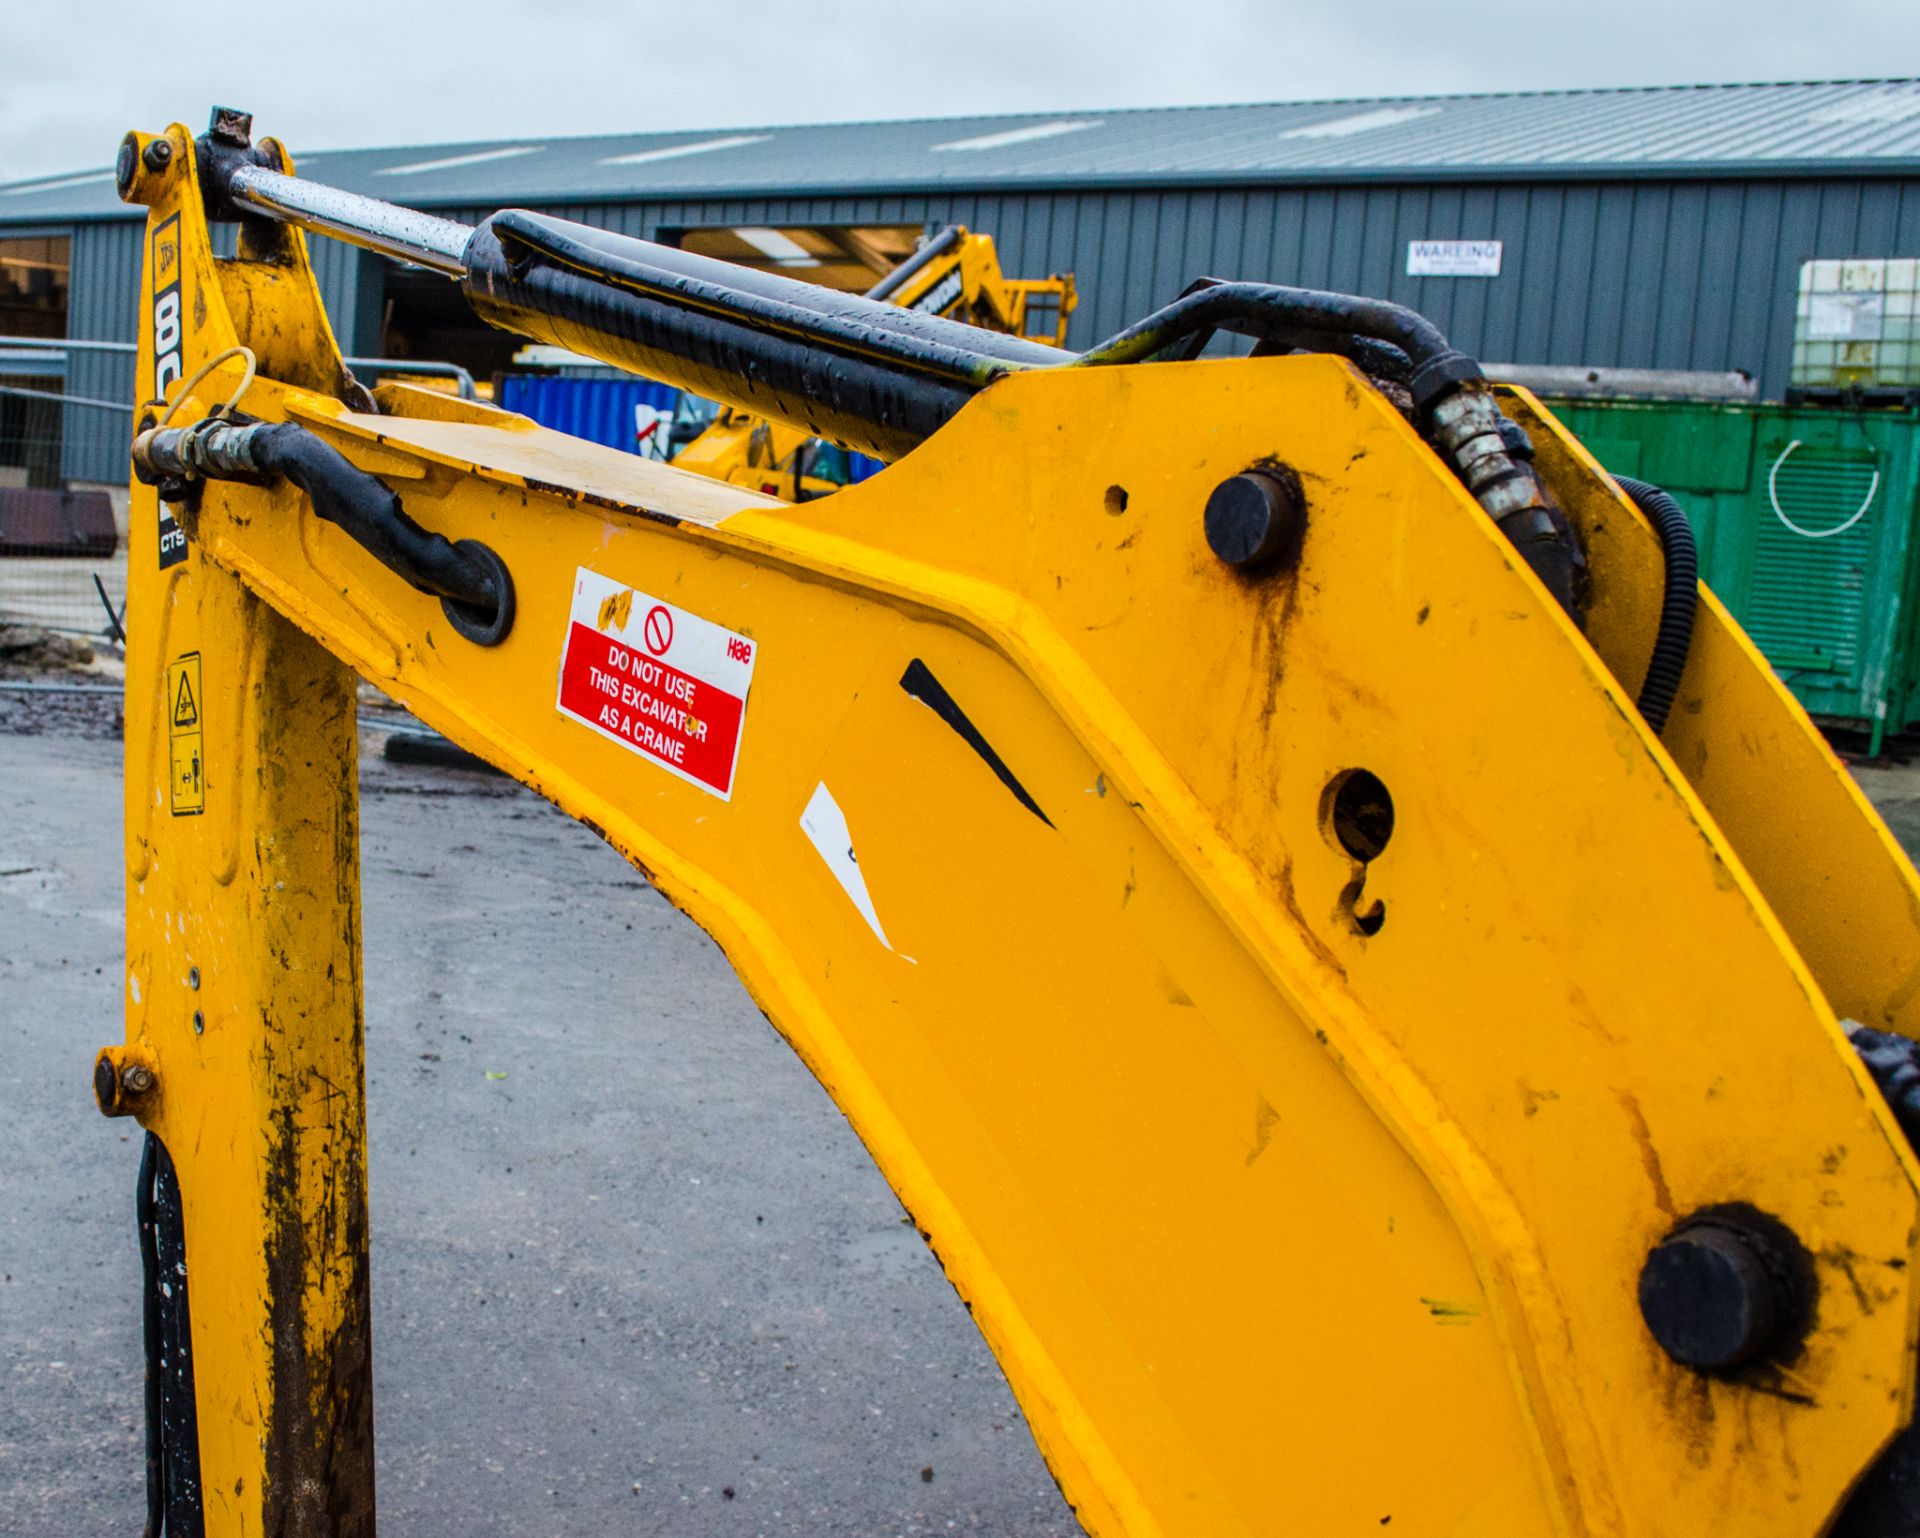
[227,165,474,277]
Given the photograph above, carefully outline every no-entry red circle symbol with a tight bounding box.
[642,605,673,656]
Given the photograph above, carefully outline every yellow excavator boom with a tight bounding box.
[97,110,1920,1538]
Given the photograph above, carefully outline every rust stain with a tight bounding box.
[260,1088,375,1538]
[1566,983,1625,1046]
[1615,1089,1677,1220]
[1821,1245,1879,1318]
[1274,854,1348,984]
[519,475,684,528]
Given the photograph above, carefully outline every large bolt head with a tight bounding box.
[1204,466,1306,571]
[92,1052,120,1116]
[115,134,139,200]
[1638,1210,1808,1372]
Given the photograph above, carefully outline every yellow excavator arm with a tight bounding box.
[97,110,1920,1538]
[870,221,1077,343]
[670,224,1075,500]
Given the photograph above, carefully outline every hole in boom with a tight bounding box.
[1327,769,1394,863]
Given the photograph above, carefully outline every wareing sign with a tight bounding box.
[1407,240,1503,278]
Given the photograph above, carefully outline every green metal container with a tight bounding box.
[1548,398,1920,753]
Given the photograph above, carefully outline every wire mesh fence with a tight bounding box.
[1,339,485,644]
[0,402,132,638]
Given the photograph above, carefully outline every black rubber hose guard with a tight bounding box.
[1614,476,1698,735]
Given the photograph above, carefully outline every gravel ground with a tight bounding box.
[0,680,1081,1538]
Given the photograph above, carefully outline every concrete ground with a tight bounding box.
[0,690,1081,1537]
[1851,761,1920,856]
[10,678,1920,1538]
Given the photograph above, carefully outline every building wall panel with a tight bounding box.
[63,220,141,484]
[42,170,1920,482]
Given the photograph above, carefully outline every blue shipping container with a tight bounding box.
[498,375,679,455]
[499,373,886,484]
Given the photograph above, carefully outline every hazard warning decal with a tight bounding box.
[556,569,758,800]
[166,652,204,816]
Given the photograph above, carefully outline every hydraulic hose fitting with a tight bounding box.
[1426,384,1589,621]
[132,419,515,646]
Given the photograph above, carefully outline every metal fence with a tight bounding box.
[0,370,131,637]
[0,338,476,641]
[0,547,129,637]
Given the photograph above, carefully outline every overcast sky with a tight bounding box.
[3,0,1917,181]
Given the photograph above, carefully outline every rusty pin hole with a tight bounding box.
[1324,768,1393,936]
[1104,484,1129,516]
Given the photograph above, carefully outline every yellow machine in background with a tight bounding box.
[868,220,1077,342]
[97,109,1920,1537]
[671,224,1075,500]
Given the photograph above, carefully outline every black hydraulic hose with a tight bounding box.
[481,212,1060,383]
[1249,329,1415,383]
[1614,476,1699,735]
[243,424,495,607]
[1067,278,1586,616]
[461,212,1063,461]
[132,418,516,645]
[454,205,1570,617]
[1072,280,1477,408]
[138,1133,164,1538]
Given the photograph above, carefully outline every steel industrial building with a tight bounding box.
[5,78,1920,483]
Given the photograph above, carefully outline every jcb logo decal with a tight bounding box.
[909,268,965,316]
[150,214,187,570]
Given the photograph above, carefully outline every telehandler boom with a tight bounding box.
[97,108,1920,1537]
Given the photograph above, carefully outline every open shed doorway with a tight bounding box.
[667,224,927,293]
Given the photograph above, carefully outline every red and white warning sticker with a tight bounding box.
[556,568,759,799]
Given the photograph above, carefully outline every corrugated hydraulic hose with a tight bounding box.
[1614,476,1699,734]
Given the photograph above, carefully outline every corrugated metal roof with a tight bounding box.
[6,79,1920,223]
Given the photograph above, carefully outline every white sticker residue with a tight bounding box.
[800,781,891,950]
